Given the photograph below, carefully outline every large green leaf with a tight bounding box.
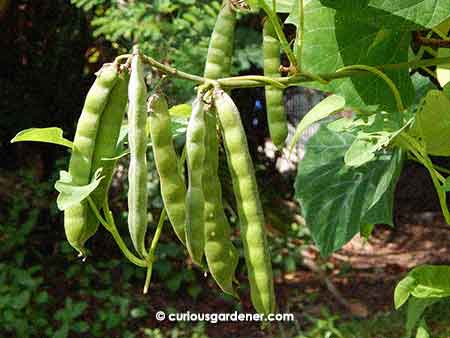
[368,0,450,28]
[287,0,417,111]
[290,1,450,30]
[295,125,403,256]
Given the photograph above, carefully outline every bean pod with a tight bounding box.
[214,88,276,315]
[203,0,236,79]
[202,0,239,296]
[148,93,187,246]
[65,63,118,256]
[263,20,287,148]
[127,49,149,257]
[90,70,129,209]
[185,95,206,266]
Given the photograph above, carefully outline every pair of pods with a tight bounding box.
[64,63,128,257]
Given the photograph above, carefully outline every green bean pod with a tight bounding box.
[127,50,149,257]
[148,93,186,246]
[263,20,287,148]
[90,70,129,209]
[65,63,119,257]
[203,107,239,297]
[203,0,236,79]
[214,88,276,315]
[185,95,206,266]
[202,0,239,296]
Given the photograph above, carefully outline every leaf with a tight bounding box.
[344,132,390,167]
[54,169,104,211]
[410,265,450,299]
[295,125,403,256]
[286,1,415,111]
[10,127,73,149]
[395,275,417,309]
[368,0,450,28]
[406,298,436,338]
[395,264,450,312]
[289,95,346,154]
[169,103,191,117]
[411,90,450,156]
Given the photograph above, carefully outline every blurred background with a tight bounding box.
[1,1,450,337]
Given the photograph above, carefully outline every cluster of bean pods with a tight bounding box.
[63,0,286,315]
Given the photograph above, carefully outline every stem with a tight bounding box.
[91,198,148,268]
[143,208,167,294]
[259,0,298,70]
[137,52,450,89]
[114,54,132,64]
[409,155,450,175]
[414,31,450,48]
[142,55,205,83]
[336,65,405,112]
[296,0,304,72]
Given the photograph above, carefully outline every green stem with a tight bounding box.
[409,155,450,175]
[143,208,167,294]
[296,0,304,72]
[138,52,450,89]
[336,65,405,112]
[259,0,298,70]
[89,198,147,268]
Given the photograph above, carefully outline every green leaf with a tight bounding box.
[287,1,415,111]
[368,1,450,28]
[395,275,417,309]
[395,264,450,315]
[410,265,450,299]
[169,103,191,117]
[295,125,403,256]
[289,95,345,153]
[411,89,450,156]
[54,169,104,211]
[344,132,390,167]
[10,127,73,149]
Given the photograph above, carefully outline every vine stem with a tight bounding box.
[296,0,304,72]
[143,208,167,294]
[140,53,450,89]
[258,0,298,70]
[143,144,187,293]
[86,197,147,267]
[337,64,405,112]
